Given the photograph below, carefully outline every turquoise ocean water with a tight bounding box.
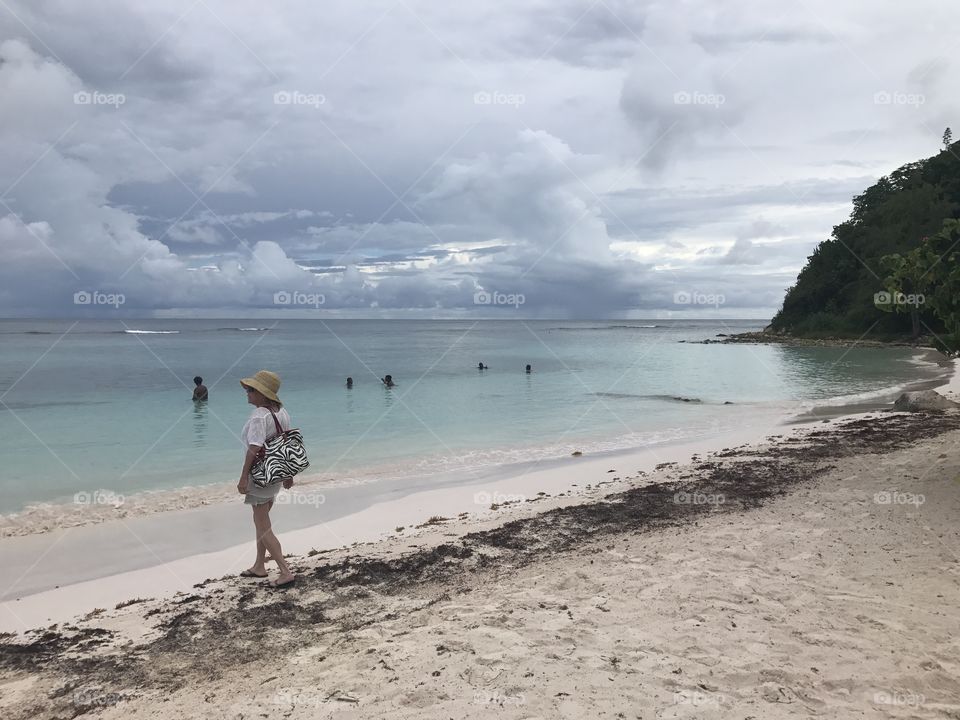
[0,319,946,515]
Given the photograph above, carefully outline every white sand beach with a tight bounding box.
[1,367,959,719]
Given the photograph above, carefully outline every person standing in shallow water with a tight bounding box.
[346,377,353,389]
[236,370,296,588]
[192,376,208,401]
[381,374,395,388]
[525,364,532,374]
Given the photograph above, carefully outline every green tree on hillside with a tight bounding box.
[770,144,960,338]
[879,219,960,353]
[877,247,929,339]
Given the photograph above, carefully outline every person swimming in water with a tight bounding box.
[192,376,209,401]
[478,362,487,370]
[525,364,531,374]
[346,377,353,389]
[381,374,395,388]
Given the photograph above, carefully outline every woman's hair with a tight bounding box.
[194,376,203,385]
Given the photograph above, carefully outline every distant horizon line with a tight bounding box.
[0,315,774,322]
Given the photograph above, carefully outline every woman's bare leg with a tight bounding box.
[245,503,269,576]
[253,503,294,583]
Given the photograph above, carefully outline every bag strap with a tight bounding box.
[268,410,282,436]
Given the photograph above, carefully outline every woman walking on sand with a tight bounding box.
[236,370,296,588]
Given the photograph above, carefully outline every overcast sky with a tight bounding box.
[0,0,956,318]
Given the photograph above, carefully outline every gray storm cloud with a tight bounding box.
[0,0,956,317]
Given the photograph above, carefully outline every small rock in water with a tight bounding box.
[571,451,583,456]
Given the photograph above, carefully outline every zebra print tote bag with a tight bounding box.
[250,411,310,487]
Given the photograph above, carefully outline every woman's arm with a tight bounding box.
[237,444,262,494]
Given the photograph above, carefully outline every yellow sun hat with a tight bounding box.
[240,370,281,402]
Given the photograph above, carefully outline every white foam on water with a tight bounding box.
[804,382,911,408]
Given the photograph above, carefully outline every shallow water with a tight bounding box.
[0,318,945,514]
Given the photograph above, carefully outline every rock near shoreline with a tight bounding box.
[893,389,960,412]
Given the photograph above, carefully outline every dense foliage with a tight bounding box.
[878,219,960,353]
[769,141,960,340]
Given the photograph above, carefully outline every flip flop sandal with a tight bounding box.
[270,577,296,589]
[240,569,268,578]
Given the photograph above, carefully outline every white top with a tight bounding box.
[241,406,291,451]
